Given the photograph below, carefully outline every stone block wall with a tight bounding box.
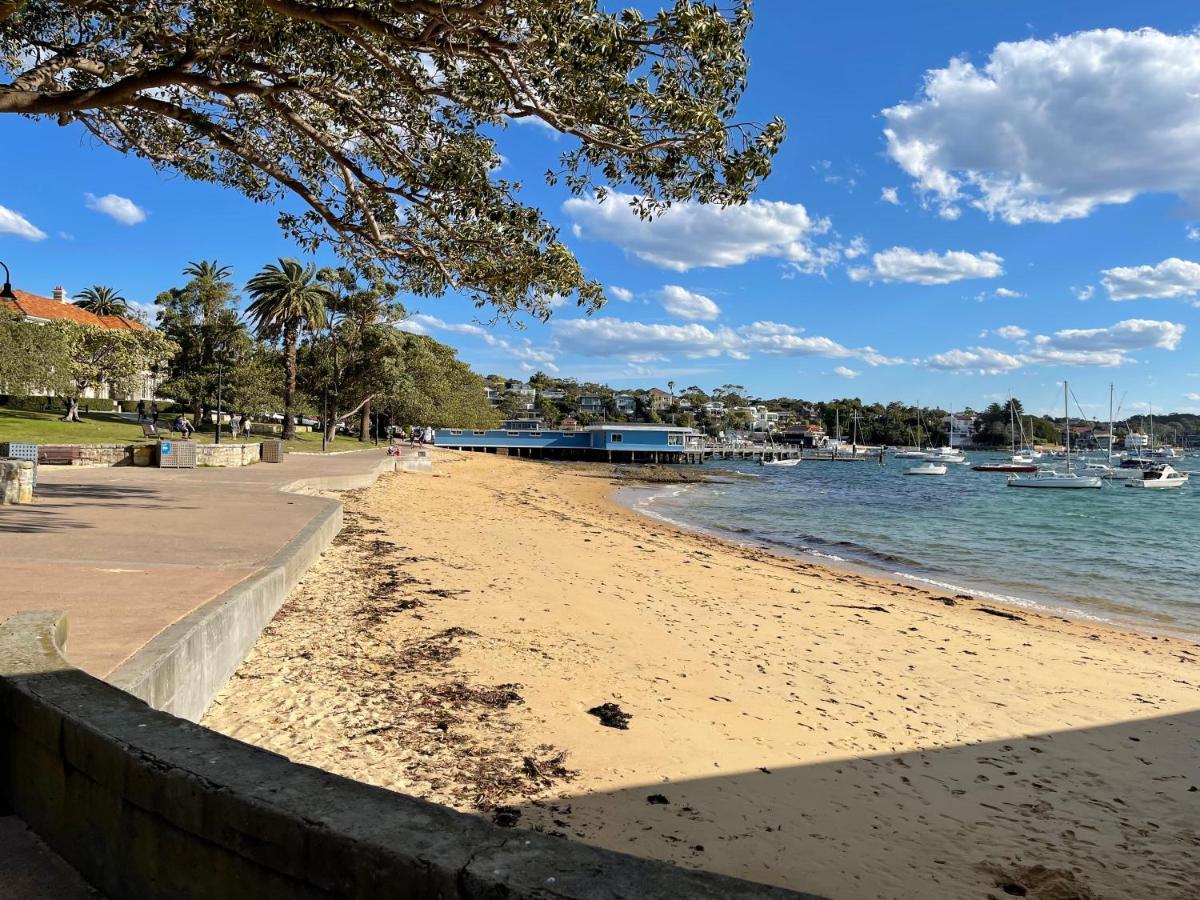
[196,442,261,467]
[0,460,34,504]
[74,444,132,467]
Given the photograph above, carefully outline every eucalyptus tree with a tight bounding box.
[73,285,130,316]
[156,260,247,422]
[1,1,782,317]
[299,265,404,442]
[245,258,332,439]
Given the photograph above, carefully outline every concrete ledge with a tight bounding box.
[0,611,816,900]
[108,456,399,721]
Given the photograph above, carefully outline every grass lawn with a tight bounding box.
[0,408,378,453]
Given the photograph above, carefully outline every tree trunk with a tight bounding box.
[358,397,371,442]
[324,409,337,445]
[282,320,298,441]
[61,397,81,422]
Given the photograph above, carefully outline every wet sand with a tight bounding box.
[203,451,1200,899]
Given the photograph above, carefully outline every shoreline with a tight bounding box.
[204,450,1200,900]
[612,474,1198,648]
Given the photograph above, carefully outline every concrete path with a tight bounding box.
[0,447,392,678]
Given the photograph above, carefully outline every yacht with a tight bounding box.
[906,461,947,476]
[924,446,968,465]
[1008,382,1103,490]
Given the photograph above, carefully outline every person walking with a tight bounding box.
[150,401,160,427]
[239,413,250,438]
[229,415,240,440]
[136,399,146,423]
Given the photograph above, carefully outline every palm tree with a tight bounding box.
[74,285,130,316]
[183,260,233,283]
[245,258,331,440]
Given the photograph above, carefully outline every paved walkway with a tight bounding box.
[0,447,392,678]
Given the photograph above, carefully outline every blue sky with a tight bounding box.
[4,2,1200,417]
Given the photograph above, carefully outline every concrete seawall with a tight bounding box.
[0,611,815,900]
[109,456,399,722]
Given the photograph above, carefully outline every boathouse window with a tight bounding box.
[507,431,521,437]
[473,431,487,436]
[530,431,543,437]
[611,433,623,443]
[667,434,684,446]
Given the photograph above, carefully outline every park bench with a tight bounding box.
[37,445,82,466]
[140,422,161,439]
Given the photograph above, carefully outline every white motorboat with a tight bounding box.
[893,449,927,459]
[1008,381,1103,490]
[906,461,947,476]
[761,457,800,467]
[1124,464,1188,489]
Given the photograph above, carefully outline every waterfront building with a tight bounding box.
[435,423,697,462]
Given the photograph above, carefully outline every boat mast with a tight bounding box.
[1009,395,1016,455]
[1064,381,1072,474]
[1108,383,1114,464]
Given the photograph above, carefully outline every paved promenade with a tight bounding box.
[0,447,392,678]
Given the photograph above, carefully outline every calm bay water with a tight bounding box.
[623,453,1200,639]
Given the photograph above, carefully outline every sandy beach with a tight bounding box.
[203,451,1200,900]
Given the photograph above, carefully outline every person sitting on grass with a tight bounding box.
[172,414,195,439]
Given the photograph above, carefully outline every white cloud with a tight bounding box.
[848,247,1004,285]
[659,284,720,321]
[608,285,634,302]
[401,313,562,372]
[1072,285,1095,301]
[397,313,488,338]
[562,191,835,273]
[925,347,1025,375]
[994,325,1028,339]
[1101,258,1200,301]
[832,366,860,379]
[880,186,900,205]
[883,28,1200,224]
[992,287,1023,299]
[84,192,146,225]
[552,317,902,367]
[1187,226,1200,241]
[1042,318,1185,352]
[0,204,47,241]
[927,318,1185,372]
[1186,392,1200,402]
[843,236,869,260]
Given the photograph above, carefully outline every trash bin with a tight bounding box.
[131,445,154,467]
[0,442,38,485]
[261,439,286,463]
[157,440,197,468]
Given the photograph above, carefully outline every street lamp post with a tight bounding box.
[0,261,16,300]
[215,360,224,445]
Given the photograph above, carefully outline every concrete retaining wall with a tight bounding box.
[0,460,34,504]
[0,611,812,900]
[108,456,400,721]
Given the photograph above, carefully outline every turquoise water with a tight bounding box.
[624,453,1200,639]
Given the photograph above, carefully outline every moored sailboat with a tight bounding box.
[1007,382,1102,489]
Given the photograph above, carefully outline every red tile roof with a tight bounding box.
[1,289,146,330]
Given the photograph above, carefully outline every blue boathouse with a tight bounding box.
[434,423,699,463]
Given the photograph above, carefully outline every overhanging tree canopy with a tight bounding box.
[0,1,783,318]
